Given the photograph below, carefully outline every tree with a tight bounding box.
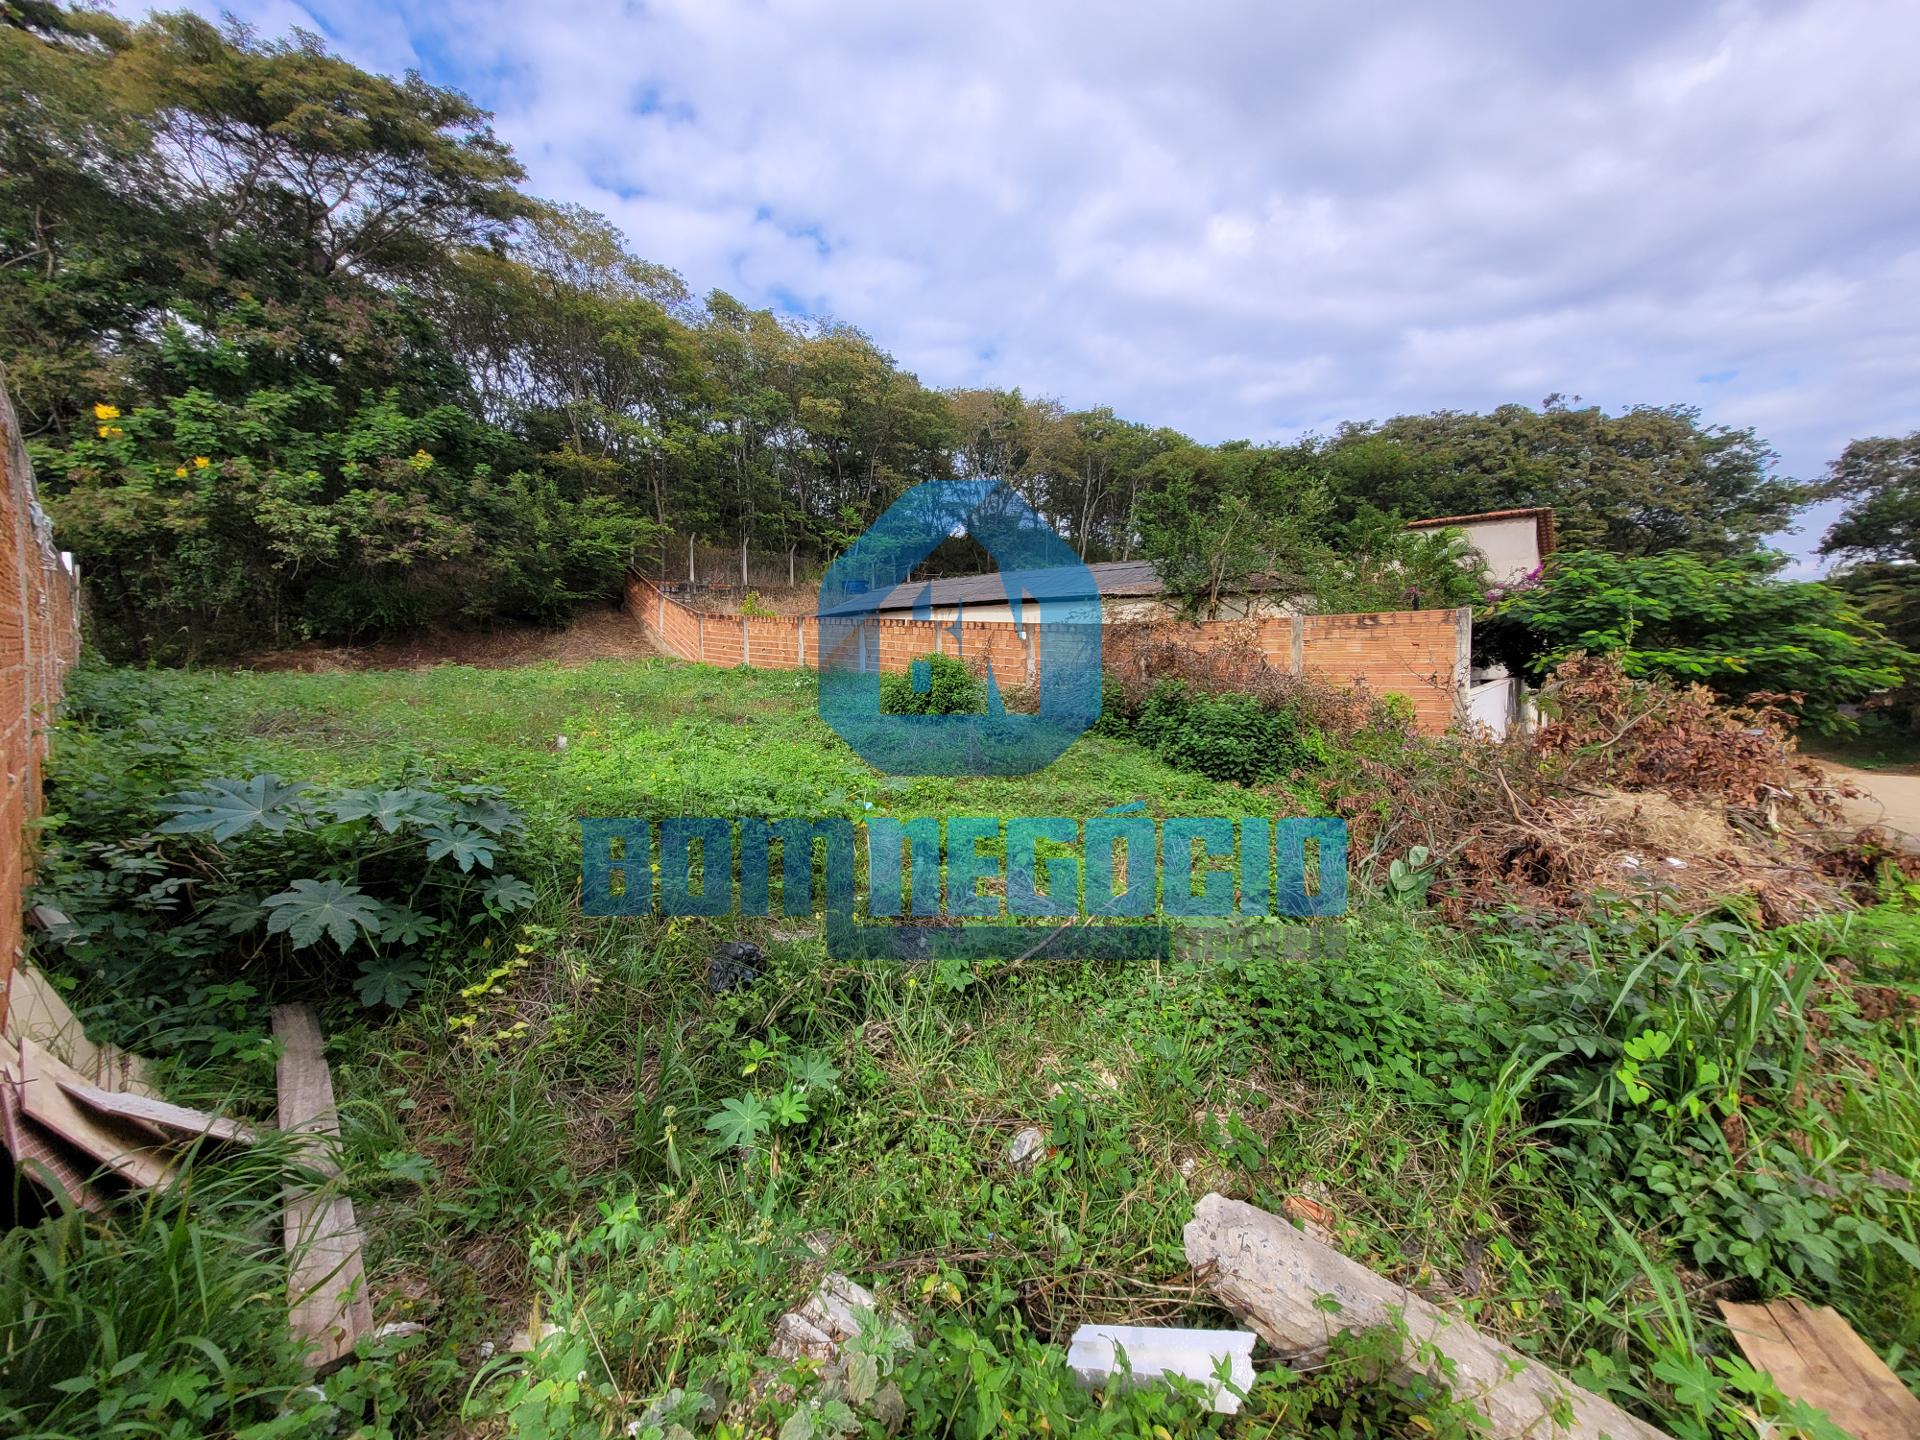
[6,6,654,657]
[1820,432,1920,567]
[1317,398,1804,557]
[1134,441,1321,617]
[1818,432,1920,729]
[0,3,1839,663]
[1483,550,1910,732]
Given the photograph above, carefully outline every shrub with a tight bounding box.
[879,652,987,715]
[31,669,534,1053]
[1481,549,1912,732]
[1129,680,1324,786]
[1479,903,1920,1320]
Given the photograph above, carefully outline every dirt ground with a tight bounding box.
[247,605,659,673]
[1822,761,1920,850]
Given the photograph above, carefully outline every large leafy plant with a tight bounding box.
[38,770,533,1017]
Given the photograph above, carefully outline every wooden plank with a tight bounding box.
[273,1004,372,1372]
[2,961,161,1097]
[13,1038,173,1189]
[58,1078,258,1145]
[0,1053,103,1210]
[1719,1298,1920,1440]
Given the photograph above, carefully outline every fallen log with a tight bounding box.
[1184,1193,1673,1440]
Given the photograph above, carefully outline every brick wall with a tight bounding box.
[0,380,84,1030]
[629,575,1469,735]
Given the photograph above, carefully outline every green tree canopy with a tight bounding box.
[1316,397,1805,557]
[1483,550,1910,732]
[0,3,1835,661]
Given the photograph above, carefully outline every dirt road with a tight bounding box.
[1822,762,1920,849]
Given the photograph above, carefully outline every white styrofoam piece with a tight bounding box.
[1065,1324,1257,1415]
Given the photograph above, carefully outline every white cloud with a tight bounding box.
[153,0,1920,563]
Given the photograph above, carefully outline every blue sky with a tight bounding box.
[161,0,1920,570]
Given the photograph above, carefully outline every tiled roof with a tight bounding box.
[833,559,1162,615]
[1404,506,1557,555]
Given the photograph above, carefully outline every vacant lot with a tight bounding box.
[9,656,1919,1438]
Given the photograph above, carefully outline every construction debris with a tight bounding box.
[1183,1193,1673,1440]
[0,1062,103,1211]
[768,1272,888,1362]
[1719,1297,1920,1440]
[1282,1185,1340,1248]
[274,1003,373,1373]
[707,940,761,993]
[508,1320,563,1354]
[762,1272,909,1431]
[58,1077,258,1145]
[1007,1126,1046,1167]
[3,959,159,1098]
[0,960,268,1222]
[1065,1323,1256,1415]
[10,1038,174,1190]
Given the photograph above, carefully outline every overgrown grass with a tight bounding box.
[13,656,1920,1439]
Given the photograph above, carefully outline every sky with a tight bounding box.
[158,0,1920,571]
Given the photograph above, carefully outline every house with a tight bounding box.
[1403,507,1555,586]
[822,558,1254,626]
[830,507,1554,625]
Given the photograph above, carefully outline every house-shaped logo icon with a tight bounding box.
[816,481,1103,775]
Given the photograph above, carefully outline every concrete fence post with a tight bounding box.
[1453,606,1473,723]
[1290,615,1304,675]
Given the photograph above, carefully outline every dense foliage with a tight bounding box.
[1130,448,1493,618]
[31,666,534,1062]
[12,660,1914,1440]
[1318,398,1804,557]
[5,5,1821,660]
[1099,678,1330,786]
[1816,431,1920,730]
[878,652,986,715]
[1482,550,1911,730]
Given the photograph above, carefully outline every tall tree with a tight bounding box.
[1820,432,1920,566]
[1319,397,1804,556]
[1818,432,1920,729]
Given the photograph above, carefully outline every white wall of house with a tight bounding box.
[1417,515,1543,585]
[1467,675,1522,738]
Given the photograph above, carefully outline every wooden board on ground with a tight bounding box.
[2,961,160,1097]
[1718,1297,1920,1440]
[0,1055,104,1210]
[273,1003,373,1372]
[13,1038,174,1190]
[59,1078,259,1146]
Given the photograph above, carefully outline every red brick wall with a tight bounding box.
[626,576,1467,735]
[0,382,84,1029]
[1299,610,1466,736]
